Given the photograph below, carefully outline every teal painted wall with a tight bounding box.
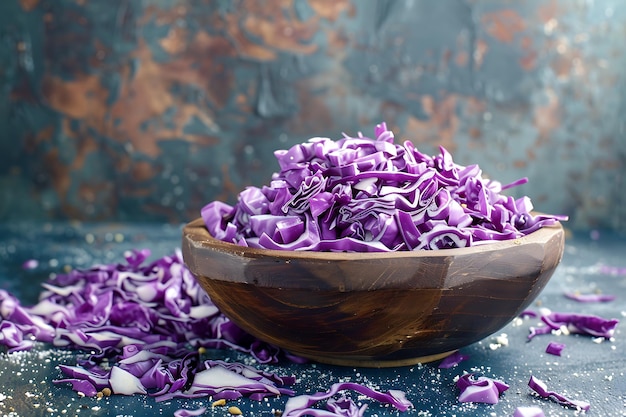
[1,0,624,232]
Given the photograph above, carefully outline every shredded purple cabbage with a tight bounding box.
[0,250,297,400]
[202,122,566,252]
[545,341,565,356]
[528,311,619,340]
[564,292,615,303]
[438,351,470,369]
[54,349,296,401]
[174,407,207,417]
[282,382,413,417]
[527,375,590,411]
[455,373,509,404]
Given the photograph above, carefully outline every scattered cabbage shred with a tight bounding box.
[282,382,413,417]
[545,341,565,356]
[527,376,590,411]
[203,122,566,251]
[528,311,619,340]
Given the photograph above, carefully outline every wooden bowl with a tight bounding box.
[182,218,565,367]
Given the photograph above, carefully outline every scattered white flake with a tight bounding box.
[592,337,604,344]
[538,307,552,316]
[511,317,524,327]
[488,333,509,350]
[495,333,509,346]
[606,375,613,381]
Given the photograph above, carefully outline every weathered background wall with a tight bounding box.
[1,0,624,232]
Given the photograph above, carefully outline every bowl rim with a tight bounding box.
[183,216,565,260]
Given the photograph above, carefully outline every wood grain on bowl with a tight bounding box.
[182,218,565,367]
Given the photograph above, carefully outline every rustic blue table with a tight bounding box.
[1,222,624,416]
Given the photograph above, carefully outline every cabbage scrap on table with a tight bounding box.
[203,122,566,251]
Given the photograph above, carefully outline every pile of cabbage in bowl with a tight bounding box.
[202,122,566,252]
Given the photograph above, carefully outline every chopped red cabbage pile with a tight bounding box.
[528,311,619,340]
[455,373,509,404]
[1,250,414,414]
[527,375,590,411]
[281,382,413,417]
[0,250,297,400]
[202,122,566,251]
[1,249,287,361]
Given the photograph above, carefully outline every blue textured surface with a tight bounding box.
[1,222,625,416]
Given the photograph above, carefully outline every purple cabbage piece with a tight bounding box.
[52,378,99,397]
[282,382,413,417]
[51,338,296,402]
[0,290,55,352]
[455,373,509,404]
[528,311,619,340]
[564,292,616,303]
[528,375,590,411]
[202,122,567,252]
[545,341,565,356]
